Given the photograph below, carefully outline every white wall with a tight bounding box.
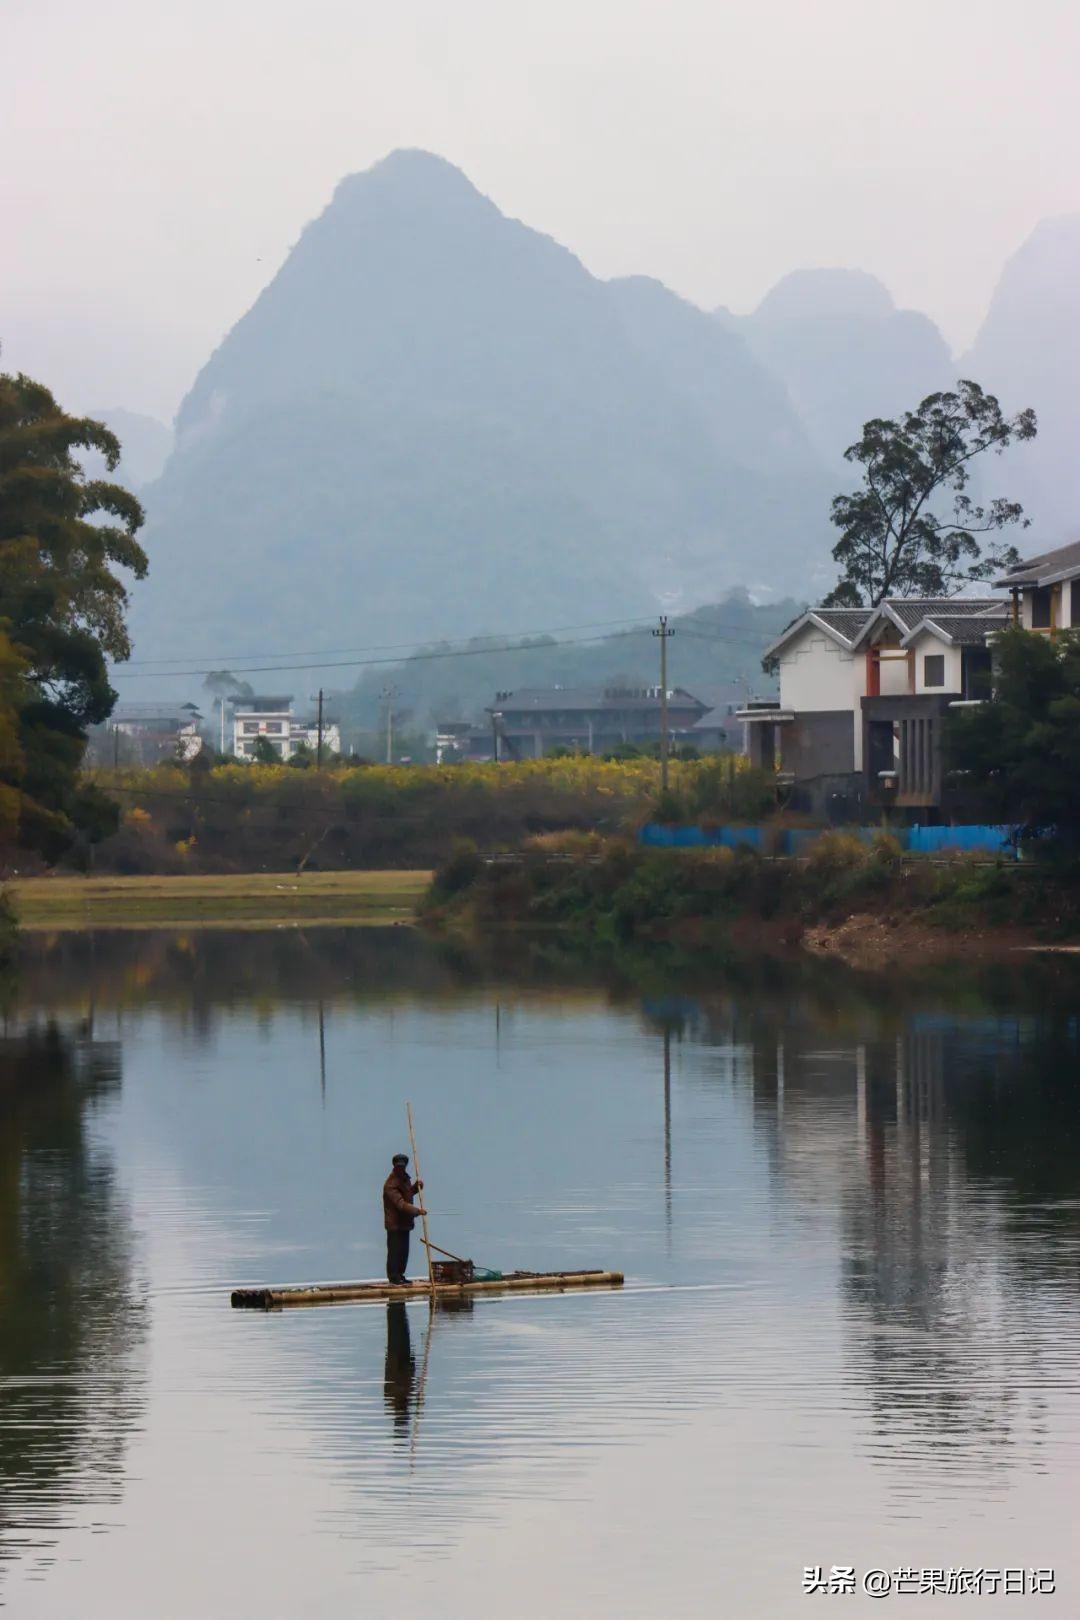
[908,632,962,693]
[778,627,858,711]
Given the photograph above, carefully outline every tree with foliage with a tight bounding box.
[250,735,281,765]
[0,370,147,857]
[946,628,1080,845]
[825,381,1036,607]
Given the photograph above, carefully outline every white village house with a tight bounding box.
[738,539,1080,821]
[231,695,342,761]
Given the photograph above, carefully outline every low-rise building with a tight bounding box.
[231,696,341,761]
[110,702,204,764]
[739,596,1010,820]
[741,541,1080,819]
[484,685,713,760]
[233,696,295,759]
[995,538,1080,630]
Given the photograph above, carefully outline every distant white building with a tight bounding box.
[231,695,341,761]
[111,702,204,764]
[290,718,342,757]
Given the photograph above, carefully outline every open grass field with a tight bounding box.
[6,869,432,929]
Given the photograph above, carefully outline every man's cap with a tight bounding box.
[392,1153,409,1165]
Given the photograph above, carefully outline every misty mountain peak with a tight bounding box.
[976,213,1080,313]
[753,268,896,325]
[729,268,951,466]
[331,148,492,218]
[140,156,829,663]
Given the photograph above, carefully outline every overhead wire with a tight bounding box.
[114,615,777,683]
[120,613,661,668]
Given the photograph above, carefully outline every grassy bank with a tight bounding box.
[422,834,1080,961]
[77,755,771,875]
[7,869,430,929]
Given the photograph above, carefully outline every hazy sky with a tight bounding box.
[4,0,1079,422]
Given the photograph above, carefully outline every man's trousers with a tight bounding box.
[386,1229,410,1283]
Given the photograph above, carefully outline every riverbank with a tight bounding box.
[5,869,431,929]
[421,836,1080,961]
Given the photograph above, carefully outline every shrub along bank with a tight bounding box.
[422,833,1080,955]
[80,757,764,875]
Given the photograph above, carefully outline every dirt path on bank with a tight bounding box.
[800,912,1069,967]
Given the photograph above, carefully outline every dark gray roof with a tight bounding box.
[883,596,1002,630]
[915,610,1008,645]
[995,538,1080,587]
[112,703,202,725]
[768,596,1006,658]
[490,686,707,714]
[812,608,874,641]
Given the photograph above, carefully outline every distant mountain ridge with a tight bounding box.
[127,150,830,669]
[120,154,1077,686]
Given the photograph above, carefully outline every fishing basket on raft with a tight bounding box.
[431,1258,502,1284]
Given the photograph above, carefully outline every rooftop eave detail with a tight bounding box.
[899,617,955,648]
[735,707,794,723]
[761,611,862,661]
[995,564,1080,589]
[849,602,908,651]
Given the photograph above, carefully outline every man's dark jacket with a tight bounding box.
[383,1168,422,1232]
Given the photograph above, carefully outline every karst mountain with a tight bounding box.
[124,154,1073,675]
[127,150,831,664]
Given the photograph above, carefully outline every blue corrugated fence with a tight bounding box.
[639,823,1017,856]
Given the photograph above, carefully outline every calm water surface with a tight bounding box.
[2,928,1079,1617]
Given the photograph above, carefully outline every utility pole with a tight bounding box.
[112,724,119,769]
[316,688,324,769]
[381,685,396,764]
[652,614,674,792]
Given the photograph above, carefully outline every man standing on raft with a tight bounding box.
[383,1153,426,1285]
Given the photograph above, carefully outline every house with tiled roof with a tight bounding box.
[737,594,1010,819]
[995,539,1080,630]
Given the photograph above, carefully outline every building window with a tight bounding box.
[242,721,260,735]
[1031,586,1052,629]
[923,654,945,688]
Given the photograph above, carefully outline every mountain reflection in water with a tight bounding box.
[1,926,1078,1618]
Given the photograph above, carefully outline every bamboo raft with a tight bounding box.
[231,1268,624,1310]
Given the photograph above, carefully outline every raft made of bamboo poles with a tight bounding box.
[230,1268,624,1310]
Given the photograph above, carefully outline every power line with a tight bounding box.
[120,613,666,669]
[114,617,777,683]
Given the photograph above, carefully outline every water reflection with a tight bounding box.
[0,1018,145,1582]
[383,1303,414,1432]
[695,994,1080,1481]
[1,928,1079,1614]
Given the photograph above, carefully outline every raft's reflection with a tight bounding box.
[383,1303,415,1430]
[383,1295,477,1439]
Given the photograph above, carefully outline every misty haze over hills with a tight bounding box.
[110,151,1073,684]
[963,215,1080,539]
[83,409,173,490]
[719,269,953,471]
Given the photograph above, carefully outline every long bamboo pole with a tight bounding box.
[405,1101,436,1304]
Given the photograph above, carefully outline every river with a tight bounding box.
[2,927,1079,1617]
